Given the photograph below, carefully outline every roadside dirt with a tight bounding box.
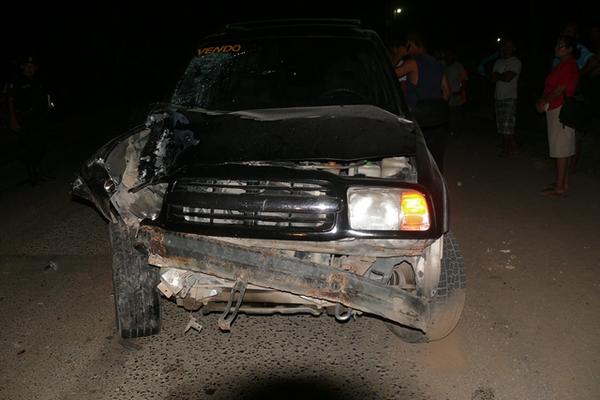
[420,122,600,399]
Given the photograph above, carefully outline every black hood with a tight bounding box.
[174,104,417,165]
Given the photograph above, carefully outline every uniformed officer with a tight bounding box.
[8,55,52,185]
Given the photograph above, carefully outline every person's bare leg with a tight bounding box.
[543,157,570,193]
[555,157,568,193]
[570,133,581,173]
[565,157,571,191]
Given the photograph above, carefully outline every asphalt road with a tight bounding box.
[0,113,599,400]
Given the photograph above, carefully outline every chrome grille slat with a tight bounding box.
[172,208,330,222]
[167,178,337,232]
[176,183,326,192]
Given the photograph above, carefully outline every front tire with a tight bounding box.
[387,232,466,343]
[109,221,161,338]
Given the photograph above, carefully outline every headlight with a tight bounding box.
[347,188,430,231]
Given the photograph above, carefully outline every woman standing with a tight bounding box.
[536,35,580,197]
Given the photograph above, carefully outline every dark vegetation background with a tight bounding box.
[1,1,599,172]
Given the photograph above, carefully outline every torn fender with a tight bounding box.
[71,107,195,224]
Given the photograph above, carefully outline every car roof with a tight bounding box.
[202,18,378,42]
[225,18,362,30]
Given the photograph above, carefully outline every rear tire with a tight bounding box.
[387,232,466,343]
[109,221,161,338]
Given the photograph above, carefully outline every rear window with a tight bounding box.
[172,37,398,113]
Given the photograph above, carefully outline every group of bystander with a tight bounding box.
[388,20,599,198]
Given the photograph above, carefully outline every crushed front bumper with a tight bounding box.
[140,226,429,331]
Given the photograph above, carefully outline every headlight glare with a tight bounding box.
[347,188,430,231]
[348,188,401,230]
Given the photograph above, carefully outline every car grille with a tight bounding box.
[167,178,340,232]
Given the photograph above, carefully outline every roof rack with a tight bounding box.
[225,18,362,30]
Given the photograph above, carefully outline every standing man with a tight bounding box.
[553,22,594,70]
[491,39,522,157]
[389,38,410,94]
[395,33,451,172]
[8,56,52,185]
[445,49,468,136]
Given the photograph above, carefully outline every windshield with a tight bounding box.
[171,37,398,113]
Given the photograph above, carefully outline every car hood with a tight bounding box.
[172,104,417,165]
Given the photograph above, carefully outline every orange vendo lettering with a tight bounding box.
[198,45,241,56]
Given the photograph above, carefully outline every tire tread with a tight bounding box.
[109,222,161,338]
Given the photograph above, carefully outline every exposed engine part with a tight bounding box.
[202,305,323,316]
[334,303,355,322]
[147,227,429,331]
[242,156,417,181]
[217,279,247,331]
[158,268,225,304]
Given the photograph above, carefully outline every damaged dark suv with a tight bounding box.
[72,19,465,343]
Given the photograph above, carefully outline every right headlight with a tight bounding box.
[347,188,430,231]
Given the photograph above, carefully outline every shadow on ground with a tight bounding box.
[166,375,414,400]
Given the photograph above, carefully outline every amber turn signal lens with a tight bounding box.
[400,192,430,231]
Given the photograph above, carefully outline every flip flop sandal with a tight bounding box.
[543,190,568,198]
[541,184,556,192]
[542,183,569,192]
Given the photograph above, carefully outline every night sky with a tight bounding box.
[1,1,597,114]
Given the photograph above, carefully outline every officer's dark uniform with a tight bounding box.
[8,66,50,184]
